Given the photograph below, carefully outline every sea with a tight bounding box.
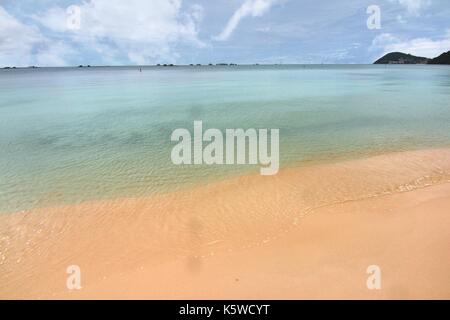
[1,64,450,213]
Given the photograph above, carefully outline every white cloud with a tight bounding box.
[35,42,73,67]
[33,0,204,65]
[0,6,42,66]
[390,0,431,16]
[0,6,70,67]
[214,0,279,41]
[370,32,450,59]
[32,7,68,33]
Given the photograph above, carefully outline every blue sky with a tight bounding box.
[1,0,449,66]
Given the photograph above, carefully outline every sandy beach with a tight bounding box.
[1,148,449,299]
[2,0,450,305]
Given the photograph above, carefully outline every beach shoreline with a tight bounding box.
[1,148,449,299]
[67,182,450,300]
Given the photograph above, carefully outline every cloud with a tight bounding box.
[0,6,70,67]
[370,32,450,59]
[214,0,280,41]
[390,0,431,15]
[35,42,73,67]
[0,6,42,66]
[32,0,204,65]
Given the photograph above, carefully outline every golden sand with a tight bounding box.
[1,148,450,299]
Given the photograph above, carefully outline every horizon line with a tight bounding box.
[3,63,438,69]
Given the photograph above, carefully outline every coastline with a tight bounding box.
[1,147,450,299]
[66,182,450,300]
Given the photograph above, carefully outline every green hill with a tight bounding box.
[428,51,450,65]
[374,52,430,64]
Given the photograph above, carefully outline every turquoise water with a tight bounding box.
[1,65,450,212]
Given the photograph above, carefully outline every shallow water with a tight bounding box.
[1,65,450,212]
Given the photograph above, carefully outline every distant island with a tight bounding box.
[3,51,450,69]
[374,51,450,65]
[428,51,450,65]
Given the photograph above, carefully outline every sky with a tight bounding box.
[0,0,449,67]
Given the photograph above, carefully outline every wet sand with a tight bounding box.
[1,148,450,299]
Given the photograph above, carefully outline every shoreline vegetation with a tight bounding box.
[374,50,450,65]
[1,147,449,299]
[2,50,450,69]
